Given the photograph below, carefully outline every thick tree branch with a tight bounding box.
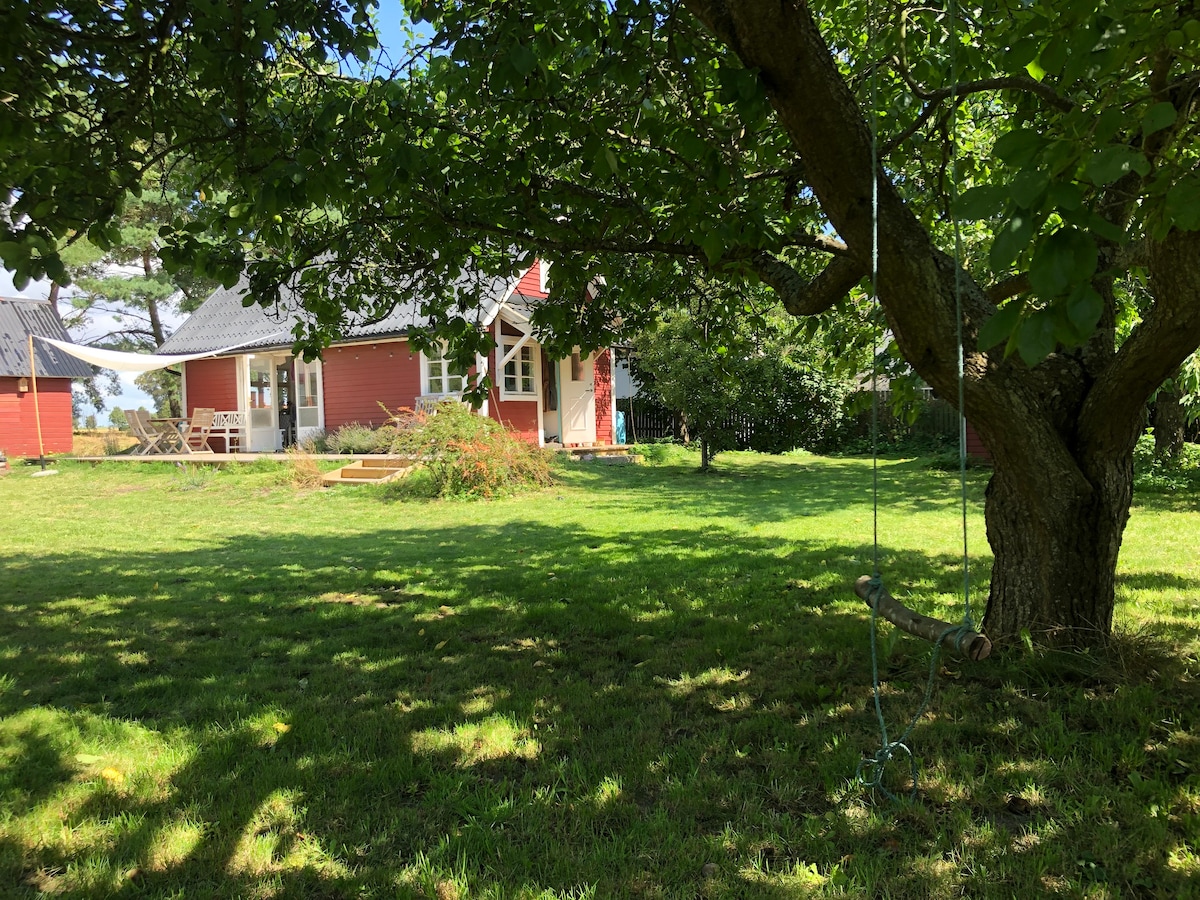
[1079,229,1200,455]
[985,272,1031,305]
[684,0,988,397]
[751,252,865,316]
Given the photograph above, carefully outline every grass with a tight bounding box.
[0,449,1197,899]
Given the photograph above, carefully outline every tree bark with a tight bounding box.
[142,248,181,417]
[982,452,1131,643]
[1153,383,1186,462]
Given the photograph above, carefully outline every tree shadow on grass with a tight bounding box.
[558,453,990,526]
[0,512,1196,897]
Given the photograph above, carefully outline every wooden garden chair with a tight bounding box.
[126,409,166,456]
[179,408,216,453]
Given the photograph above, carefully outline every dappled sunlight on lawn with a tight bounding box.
[0,454,1196,897]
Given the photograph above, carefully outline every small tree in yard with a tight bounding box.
[634,314,744,471]
[1151,352,1200,462]
[635,300,850,470]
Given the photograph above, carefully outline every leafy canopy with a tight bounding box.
[3,1,1199,378]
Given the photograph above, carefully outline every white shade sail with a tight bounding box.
[33,333,289,373]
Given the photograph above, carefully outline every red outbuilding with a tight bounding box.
[0,299,92,459]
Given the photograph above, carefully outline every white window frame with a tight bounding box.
[421,342,467,398]
[499,338,538,400]
[294,356,324,432]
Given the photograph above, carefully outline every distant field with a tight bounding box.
[1,450,1197,898]
[69,428,139,456]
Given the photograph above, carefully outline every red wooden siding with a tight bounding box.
[182,357,239,451]
[184,357,239,414]
[487,325,540,443]
[515,260,549,298]
[488,389,539,442]
[0,377,74,457]
[965,421,991,462]
[594,349,614,444]
[323,340,422,428]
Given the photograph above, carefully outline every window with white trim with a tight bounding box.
[423,344,466,396]
[501,341,537,398]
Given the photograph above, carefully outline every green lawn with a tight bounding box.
[1,451,1197,899]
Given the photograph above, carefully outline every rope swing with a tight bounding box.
[855,0,989,803]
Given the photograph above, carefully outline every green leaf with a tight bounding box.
[990,213,1038,270]
[1141,102,1177,138]
[1017,311,1057,366]
[1047,181,1083,211]
[42,253,67,284]
[1009,171,1049,210]
[1093,108,1126,144]
[1006,37,1040,69]
[510,44,537,77]
[1086,147,1149,186]
[1165,177,1200,231]
[1065,284,1104,339]
[978,297,1026,351]
[1028,228,1098,298]
[955,184,1007,220]
[699,231,725,265]
[993,129,1047,168]
[1038,35,1068,75]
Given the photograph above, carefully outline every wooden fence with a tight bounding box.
[619,391,959,449]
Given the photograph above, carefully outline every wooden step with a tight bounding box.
[322,457,416,485]
[359,457,415,468]
[341,467,401,479]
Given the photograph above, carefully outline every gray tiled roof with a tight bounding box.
[158,269,518,355]
[0,299,94,378]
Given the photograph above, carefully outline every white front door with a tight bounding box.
[559,352,596,445]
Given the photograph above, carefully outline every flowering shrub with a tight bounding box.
[386,402,554,499]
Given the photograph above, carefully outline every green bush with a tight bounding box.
[1134,431,1200,493]
[327,423,396,454]
[387,402,555,499]
[629,442,689,465]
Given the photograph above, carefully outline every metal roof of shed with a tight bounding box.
[0,298,94,378]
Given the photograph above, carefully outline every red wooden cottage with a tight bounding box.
[157,259,616,452]
[0,298,92,458]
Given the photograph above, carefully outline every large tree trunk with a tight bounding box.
[983,451,1132,644]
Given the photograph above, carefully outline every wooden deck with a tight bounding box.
[69,452,392,464]
[69,446,633,465]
